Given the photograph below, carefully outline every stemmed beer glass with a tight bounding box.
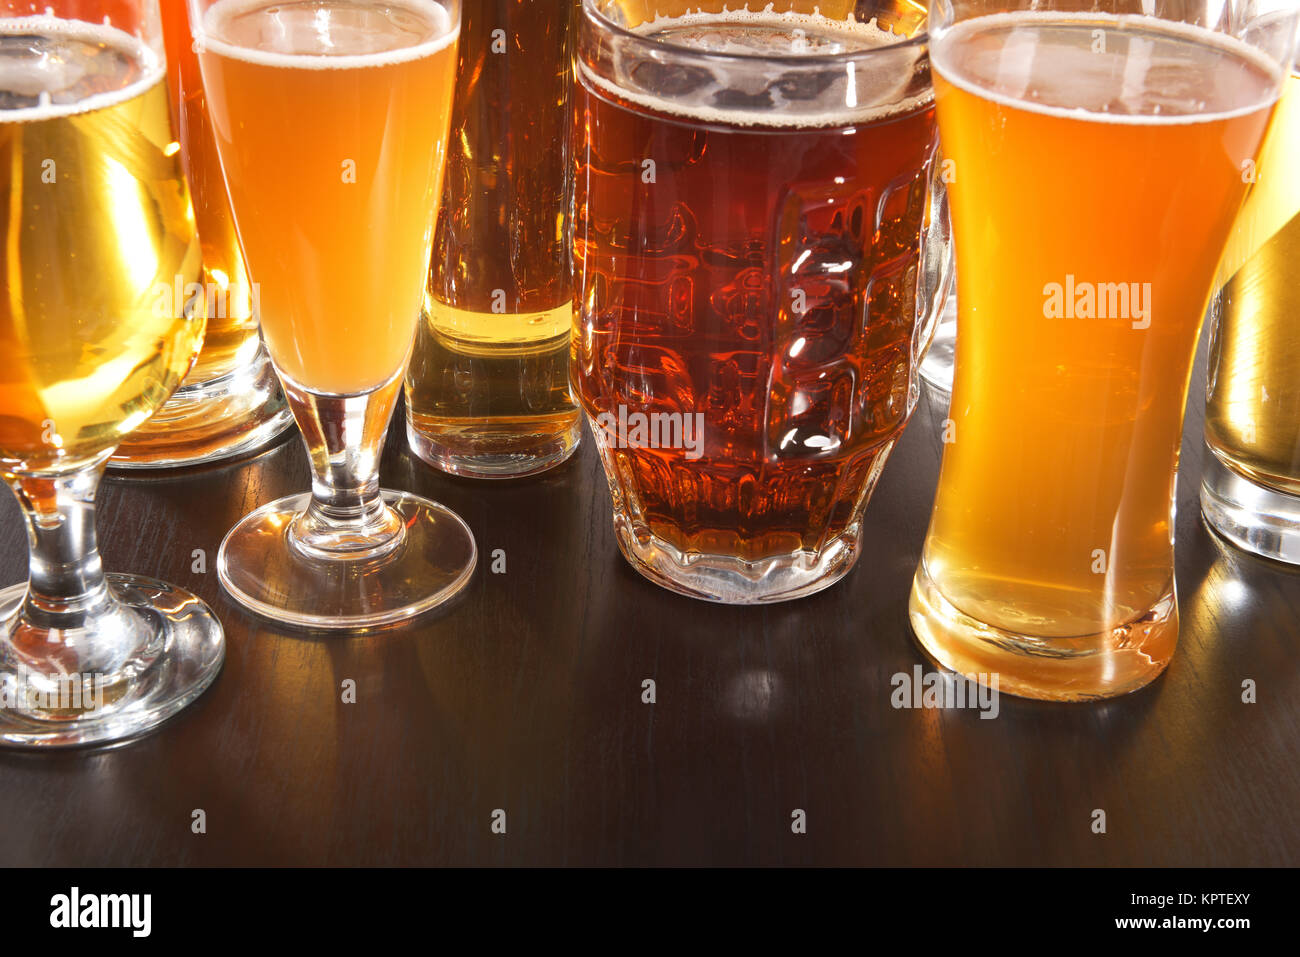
[191,0,477,628]
[0,0,224,746]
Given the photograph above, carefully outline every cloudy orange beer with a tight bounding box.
[910,11,1285,699]
[196,0,457,394]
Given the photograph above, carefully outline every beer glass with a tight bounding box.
[193,0,477,628]
[574,0,952,603]
[910,0,1298,700]
[110,0,293,467]
[405,0,582,478]
[0,0,224,746]
[1202,67,1300,564]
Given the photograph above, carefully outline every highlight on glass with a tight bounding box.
[0,0,224,746]
[572,0,952,604]
[191,0,477,629]
[1202,57,1300,565]
[109,0,294,467]
[405,0,582,479]
[909,0,1300,700]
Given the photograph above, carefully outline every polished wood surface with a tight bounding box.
[1,338,1297,866]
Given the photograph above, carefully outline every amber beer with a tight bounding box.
[911,10,1284,699]
[0,18,203,470]
[112,0,291,465]
[196,0,457,395]
[159,0,257,381]
[405,0,581,477]
[574,2,944,602]
[1202,73,1300,563]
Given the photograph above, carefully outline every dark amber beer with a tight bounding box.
[573,0,948,602]
[405,0,581,478]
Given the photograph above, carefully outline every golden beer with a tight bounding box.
[0,19,203,473]
[1206,75,1300,496]
[404,0,581,477]
[911,11,1282,699]
[0,8,224,750]
[1201,72,1300,562]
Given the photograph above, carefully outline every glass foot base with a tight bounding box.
[612,515,861,604]
[406,416,581,479]
[1200,452,1300,565]
[217,490,477,630]
[111,351,294,469]
[908,559,1176,701]
[0,574,224,748]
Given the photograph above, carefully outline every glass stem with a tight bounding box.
[282,370,406,560]
[3,455,150,683]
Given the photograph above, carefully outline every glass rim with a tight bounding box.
[580,0,931,65]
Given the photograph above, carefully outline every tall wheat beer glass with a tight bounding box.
[1202,65,1300,563]
[193,0,477,628]
[405,0,582,478]
[574,0,951,603]
[110,0,293,467]
[911,0,1299,699]
[0,0,224,745]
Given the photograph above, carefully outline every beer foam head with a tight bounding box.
[0,17,162,121]
[200,0,455,70]
[933,11,1284,125]
[584,8,932,129]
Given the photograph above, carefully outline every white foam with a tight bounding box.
[199,0,455,71]
[636,8,907,54]
[933,11,1283,126]
[0,16,163,122]
[585,9,932,129]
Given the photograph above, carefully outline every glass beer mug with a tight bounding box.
[572,0,952,603]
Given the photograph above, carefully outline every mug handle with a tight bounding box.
[914,144,954,366]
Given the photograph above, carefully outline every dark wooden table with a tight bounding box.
[1,333,1297,867]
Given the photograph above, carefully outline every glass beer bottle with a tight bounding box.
[405,0,582,478]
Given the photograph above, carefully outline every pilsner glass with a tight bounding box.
[910,0,1299,700]
[0,0,224,746]
[574,0,952,603]
[405,0,582,478]
[1202,68,1300,564]
[193,0,477,628]
[109,0,294,468]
